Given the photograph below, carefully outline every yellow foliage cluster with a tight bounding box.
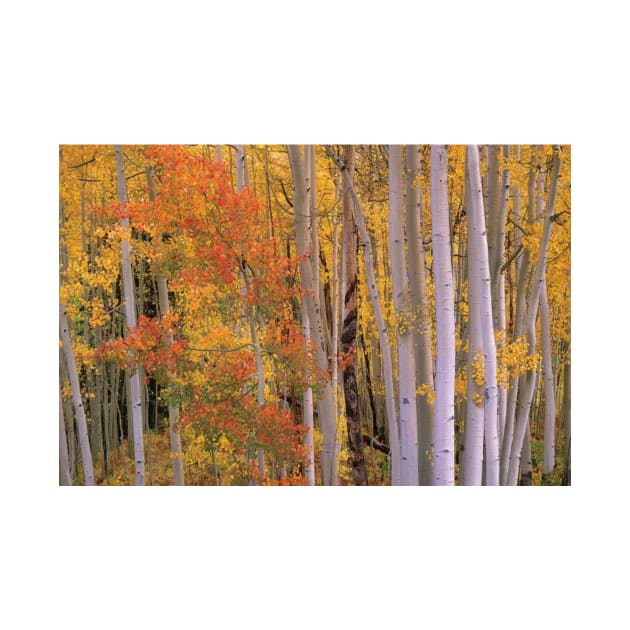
[416,383,435,404]
[496,335,539,387]
[471,352,484,386]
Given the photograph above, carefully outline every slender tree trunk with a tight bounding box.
[59,303,95,485]
[561,362,571,485]
[431,145,455,486]
[115,144,145,486]
[462,159,484,485]
[301,302,316,485]
[405,145,434,484]
[501,146,537,483]
[540,276,556,475]
[235,144,266,481]
[466,146,500,485]
[519,420,533,485]
[506,146,562,485]
[146,166,185,485]
[59,391,72,486]
[325,146,401,484]
[288,145,338,485]
[494,147,510,446]
[389,145,418,485]
[341,145,368,485]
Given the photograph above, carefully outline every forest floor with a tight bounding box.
[72,427,565,486]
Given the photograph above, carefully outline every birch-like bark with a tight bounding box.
[341,145,368,485]
[288,145,338,485]
[325,146,401,484]
[462,157,484,485]
[115,144,145,486]
[389,145,418,485]
[486,146,501,285]
[405,145,434,484]
[146,166,185,486]
[59,391,72,486]
[301,301,316,485]
[506,146,562,485]
[59,303,95,485]
[561,361,571,485]
[431,145,455,486]
[495,146,510,444]
[501,146,537,483]
[235,145,266,480]
[540,276,556,474]
[466,145,500,485]
[331,174,341,448]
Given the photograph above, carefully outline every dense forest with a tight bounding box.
[59,144,570,486]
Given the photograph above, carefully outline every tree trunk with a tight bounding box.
[430,145,455,486]
[389,145,418,485]
[146,165,185,486]
[405,145,434,485]
[501,146,538,484]
[341,145,368,485]
[540,276,556,475]
[301,302,316,485]
[235,144,266,481]
[466,145,500,485]
[506,146,562,485]
[115,144,145,486]
[288,145,338,485]
[59,391,72,486]
[462,155,484,485]
[325,146,401,485]
[59,303,95,485]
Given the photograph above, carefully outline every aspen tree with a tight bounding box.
[462,156,484,485]
[389,145,418,485]
[235,145,266,481]
[540,276,556,474]
[494,146,510,444]
[431,145,455,486]
[466,145,500,484]
[59,391,72,486]
[146,166,185,486]
[301,303,316,485]
[326,146,401,484]
[501,146,538,484]
[59,303,95,485]
[405,145,434,484]
[341,145,368,485]
[288,145,338,485]
[115,144,145,486]
[506,146,562,485]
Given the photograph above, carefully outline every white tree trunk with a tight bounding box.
[301,301,316,485]
[115,145,145,486]
[540,276,556,474]
[325,147,401,484]
[430,145,455,486]
[288,145,338,485]
[156,277,185,486]
[466,145,500,485]
[495,147,510,446]
[507,146,561,485]
[59,303,95,485]
[389,145,418,485]
[235,144,266,480]
[59,391,72,486]
[501,147,537,483]
[404,145,434,484]
[462,159,484,485]
[146,165,185,486]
